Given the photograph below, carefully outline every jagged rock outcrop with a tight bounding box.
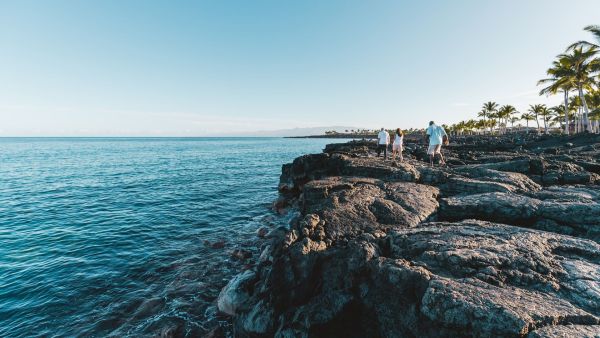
[439,188,600,241]
[219,134,600,337]
[527,324,600,338]
[302,177,439,239]
[220,219,600,337]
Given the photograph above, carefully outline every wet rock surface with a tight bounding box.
[219,134,600,337]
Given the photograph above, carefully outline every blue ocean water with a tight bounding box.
[0,137,337,337]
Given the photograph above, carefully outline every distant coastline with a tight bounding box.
[285,133,377,139]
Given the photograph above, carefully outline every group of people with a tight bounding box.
[376,128,404,161]
[376,121,448,166]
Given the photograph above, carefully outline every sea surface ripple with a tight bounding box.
[0,137,336,337]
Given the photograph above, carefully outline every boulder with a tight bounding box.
[439,190,600,241]
[302,178,439,239]
[340,157,420,182]
[217,270,257,316]
[527,325,600,337]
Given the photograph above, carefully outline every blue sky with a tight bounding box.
[1,0,599,136]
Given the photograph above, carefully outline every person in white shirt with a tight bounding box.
[376,128,390,160]
[392,128,404,161]
[425,121,448,166]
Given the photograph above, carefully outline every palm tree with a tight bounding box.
[569,95,584,133]
[482,101,498,133]
[528,104,544,134]
[586,89,600,132]
[488,118,497,132]
[448,124,457,135]
[509,116,520,131]
[468,119,479,135]
[496,107,508,134]
[538,56,576,135]
[556,47,599,132]
[477,110,488,133]
[497,105,517,134]
[512,109,521,132]
[521,113,536,131]
[549,105,569,132]
[538,105,552,134]
[455,121,466,135]
[475,119,486,134]
[486,112,495,133]
[590,108,600,133]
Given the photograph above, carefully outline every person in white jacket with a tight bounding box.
[376,128,390,160]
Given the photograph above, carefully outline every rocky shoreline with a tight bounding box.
[217,133,600,337]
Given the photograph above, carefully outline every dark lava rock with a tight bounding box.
[301,177,439,239]
[439,187,600,241]
[204,240,226,249]
[230,249,252,261]
[272,196,288,213]
[528,324,600,337]
[220,220,600,337]
[256,227,269,238]
[202,326,226,338]
[219,134,600,337]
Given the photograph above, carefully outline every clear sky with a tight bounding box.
[1,0,599,136]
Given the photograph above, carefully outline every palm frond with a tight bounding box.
[567,40,599,51]
[583,25,600,43]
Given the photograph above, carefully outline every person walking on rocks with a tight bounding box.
[392,128,404,161]
[377,128,390,159]
[425,121,448,166]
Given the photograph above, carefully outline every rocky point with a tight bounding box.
[218,133,600,338]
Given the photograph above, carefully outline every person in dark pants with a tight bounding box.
[376,128,390,159]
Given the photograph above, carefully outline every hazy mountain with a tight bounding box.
[226,126,361,137]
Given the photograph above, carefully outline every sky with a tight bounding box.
[1,0,599,136]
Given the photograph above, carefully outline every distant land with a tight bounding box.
[225,126,361,137]
[286,133,378,139]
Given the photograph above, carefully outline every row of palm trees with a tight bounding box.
[538,25,600,134]
[448,25,600,136]
[325,128,423,135]
[447,95,600,135]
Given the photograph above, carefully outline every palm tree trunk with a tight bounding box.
[543,117,548,134]
[483,113,487,135]
[579,86,592,132]
[563,90,569,135]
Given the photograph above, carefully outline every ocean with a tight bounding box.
[0,137,338,337]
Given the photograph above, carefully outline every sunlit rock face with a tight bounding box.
[220,134,600,337]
